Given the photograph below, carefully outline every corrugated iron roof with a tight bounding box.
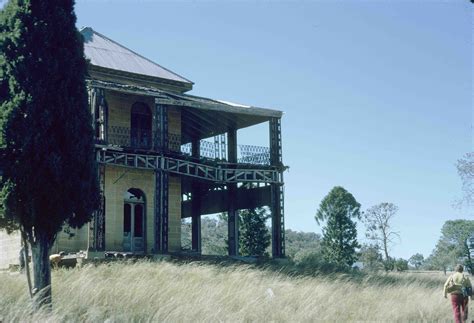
[87,79,283,118]
[80,27,193,84]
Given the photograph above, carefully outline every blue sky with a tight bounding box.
[75,0,472,259]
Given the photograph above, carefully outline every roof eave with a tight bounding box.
[88,65,194,93]
[86,78,283,119]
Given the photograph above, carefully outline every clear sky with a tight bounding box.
[75,0,472,259]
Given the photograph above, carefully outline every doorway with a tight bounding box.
[123,188,146,253]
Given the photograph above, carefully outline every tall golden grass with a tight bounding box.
[0,260,461,322]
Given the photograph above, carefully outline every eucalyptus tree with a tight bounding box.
[457,153,474,211]
[362,202,399,261]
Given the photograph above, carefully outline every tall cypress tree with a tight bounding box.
[315,186,360,267]
[239,207,271,257]
[0,0,99,307]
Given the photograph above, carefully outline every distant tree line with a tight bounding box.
[181,207,271,257]
[185,185,474,275]
[183,185,413,273]
[181,216,322,259]
[420,220,474,274]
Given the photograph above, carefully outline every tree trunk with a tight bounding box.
[383,236,389,260]
[31,237,52,309]
[464,241,474,274]
[21,233,33,299]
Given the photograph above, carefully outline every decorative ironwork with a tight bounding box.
[154,102,168,153]
[181,143,191,155]
[270,183,284,257]
[269,117,285,257]
[154,171,161,253]
[191,182,201,253]
[97,88,108,142]
[214,134,226,160]
[162,171,169,252]
[279,183,285,256]
[168,133,181,152]
[270,117,283,166]
[107,126,271,166]
[108,126,155,150]
[200,140,219,159]
[96,149,282,184]
[96,164,106,251]
[154,170,169,253]
[227,183,238,256]
[181,141,270,165]
[238,145,270,165]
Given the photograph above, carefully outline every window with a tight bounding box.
[130,102,152,149]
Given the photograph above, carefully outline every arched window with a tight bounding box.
[130,102,152,149]
[123,188,146,253]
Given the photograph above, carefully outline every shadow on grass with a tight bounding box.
[163,253,444,289]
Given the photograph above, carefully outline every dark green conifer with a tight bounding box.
[239,207,271,257]
[315,186,360,267]
[0,0,99,307]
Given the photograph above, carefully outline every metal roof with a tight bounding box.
[87,79,283,142]
[87,79,282,118]
[80,27,193,84]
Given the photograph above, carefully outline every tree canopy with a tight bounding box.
[358,243,383,271]
[315,186,360,267]
[457,153,474,211]
[239,207,271,257]
[424,220,474,274]
[408,253,424,270]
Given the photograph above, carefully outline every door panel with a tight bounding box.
[123,203,132,252]
[133,204,144,252]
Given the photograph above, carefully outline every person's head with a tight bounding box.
[455,264,464,273]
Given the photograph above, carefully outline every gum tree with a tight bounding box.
[362,202,399,261]
[0,0,99,307]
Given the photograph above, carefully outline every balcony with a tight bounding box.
[180,141,270,166]
[108,126,153,150]
[104,126,271,166]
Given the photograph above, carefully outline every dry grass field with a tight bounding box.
[0,260,463,322]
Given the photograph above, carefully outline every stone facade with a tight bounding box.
[0,230,20,269]
[53,91,183,255]
[53,225,88,253]
[103,165,154,253]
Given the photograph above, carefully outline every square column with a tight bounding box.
[90,87,108,142]
[191,138,202,253]
[155,170,169,253]
[89,86,107,252]
[154,100,168,152]
[227,128,239,256]
[154,102,169,253]
[269,117,285,258]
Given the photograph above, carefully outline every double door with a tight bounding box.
[123,202,145,253]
